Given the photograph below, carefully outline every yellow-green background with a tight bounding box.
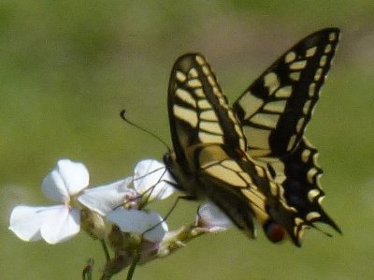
[1,1,373,279]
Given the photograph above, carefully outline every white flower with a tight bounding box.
[79,159,177,216]
[133,159,176,201]
[9,158,177,245]
[100,159,177,242]
[196,203,233,233]
[9,159,89,244]
[78,177,136,216]
[106,209,168,242]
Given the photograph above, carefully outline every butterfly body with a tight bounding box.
[164,28,341,246]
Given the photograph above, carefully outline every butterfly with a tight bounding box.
[163,28,341,246]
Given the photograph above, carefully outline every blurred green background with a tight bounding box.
[1,1,373,279]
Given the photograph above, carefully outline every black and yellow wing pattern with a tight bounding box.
[164,28,341,246]
[164,53,296,242]
[232,28,341,234]
[233,28,340,158]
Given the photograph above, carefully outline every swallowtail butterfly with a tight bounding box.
[163,28,341,246]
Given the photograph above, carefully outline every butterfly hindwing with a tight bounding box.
[233,28,340,158]
[271,137,341,233]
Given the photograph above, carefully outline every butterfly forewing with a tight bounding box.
[167,53,246,166]
[233,28,340,158]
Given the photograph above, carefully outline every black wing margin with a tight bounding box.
[268,137,342,237]
[233,28,340,158]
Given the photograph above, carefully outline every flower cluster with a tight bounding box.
[9,159,232,279]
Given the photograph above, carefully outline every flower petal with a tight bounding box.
[78,177,135,215]
[9,205,57,242]
[42,159,89,202]
[197,203,233,232]
[106,208,168,242]
[134,159,177,201]
[42,169,70,203]
[56,159,89,195]
[40,206,80,244]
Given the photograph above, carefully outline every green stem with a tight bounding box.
[126,249,141,280]
[101,239,111,262]
[82,258,94,280]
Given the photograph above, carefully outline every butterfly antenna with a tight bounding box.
[120,109,171,151]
